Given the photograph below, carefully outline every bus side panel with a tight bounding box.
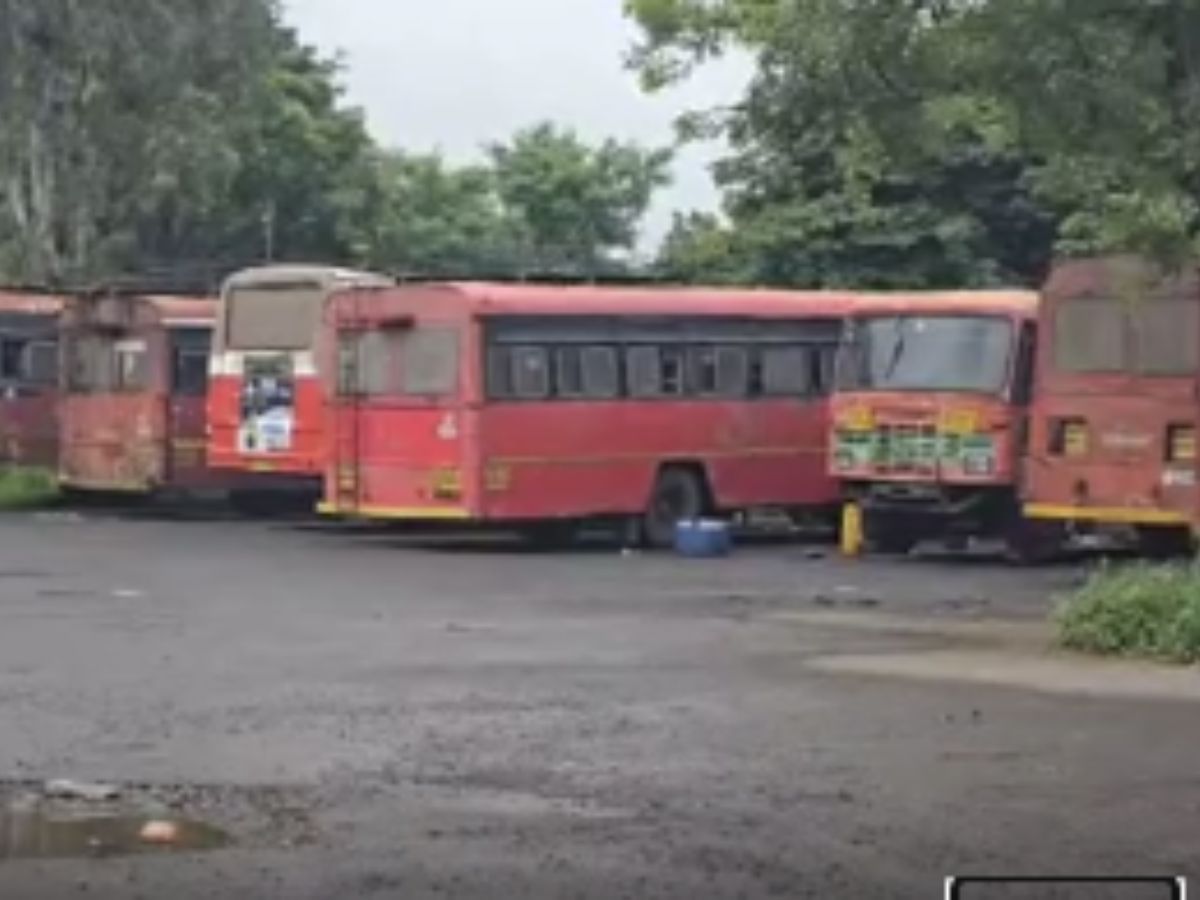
[477,397,836,521]
[338,403,476,518]
[1027,391,1195,520]
[1,389,58,468]
[60,393,168,491]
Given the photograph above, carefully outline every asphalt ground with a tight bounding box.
[0,511,1193,899]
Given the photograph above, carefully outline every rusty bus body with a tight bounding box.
[831,291,1040,554]
[0,291,61,469]
[1023,258,1199,555]
[59,292,219,493]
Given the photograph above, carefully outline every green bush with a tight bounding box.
[0,466,59,510]
[1057,562,1200,664]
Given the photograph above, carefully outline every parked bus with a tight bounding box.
[0,291,61,469]
[830,291,1040,555]
[207,265,391,490]
[318,283,856,546]
[1023,257,1199,556]
[59,292,219,494]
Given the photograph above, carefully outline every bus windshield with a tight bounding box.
[839,314,1014,394]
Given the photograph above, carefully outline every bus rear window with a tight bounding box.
[226,286,323,351]
[1136,300,1198,375]
[1053,298,1125,373]
[338,327,459,398]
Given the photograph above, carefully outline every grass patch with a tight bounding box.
[0,466,59,510]
[1057,562,1200,664]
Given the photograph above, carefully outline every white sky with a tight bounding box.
[282,0,750,252]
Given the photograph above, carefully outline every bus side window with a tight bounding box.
[24,341,58,386]
[660,347,686,396]
[1012,323,1036,406]
[761,345,812,397]
[487,346,513,400]
[555,347,585,398]
[627,346,662,398]
[580,346,619,399]
[511,346,550,399]
[809,346,837,396]
[0,339,22,380]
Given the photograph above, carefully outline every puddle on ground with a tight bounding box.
[0,802,230,861]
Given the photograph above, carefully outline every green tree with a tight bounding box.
[628,0,1200,269]
[488,122,672,273]
[365,152,518,276]
[0,0,381,286]
[628,0,1058,288]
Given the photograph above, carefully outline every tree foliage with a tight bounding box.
[629,0,1200,283]
[488,123,672,273]
[0,6,670,286]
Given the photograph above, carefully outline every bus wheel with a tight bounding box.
[862,511,917,556]
[1136,526,1195,561]
[644,467,707,549]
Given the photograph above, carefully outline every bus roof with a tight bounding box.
[0,291,63,315]
[223,265,393,291]
[1044,256,1200,301]
[143,295,217,325]
[381,282,858,318]
[850,290,1039,318]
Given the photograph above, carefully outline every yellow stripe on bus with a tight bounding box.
[318,502,472,521]
[1023,503,1191,527]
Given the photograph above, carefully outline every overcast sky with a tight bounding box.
[282,0,750,252]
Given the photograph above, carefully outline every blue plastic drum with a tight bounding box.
[674,519,733,558]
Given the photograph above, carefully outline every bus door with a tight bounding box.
[167,327,212,482]
[332,325,367,512]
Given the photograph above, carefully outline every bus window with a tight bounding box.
[400,328,459,397]
[487,347,513,399]
[226,284,324,351]
[627,346,662,398]
[761,346,812,397]
[1136,300,1198,376]
[556,347,585,397]
[68,336,113,393]
[511,346,550,400]
[581,347,619,398]
[690,346,748,398]
[25,341,57,386]
[1054,298,1125,373]
[0,339,21,380]
[114,339,149,392]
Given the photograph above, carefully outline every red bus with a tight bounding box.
[207,265,391,489]
[830,291,1040,555]
[59,292,220,494]
[1023,257,1198,556]
[0,291,61,469]
[318,282,856,546]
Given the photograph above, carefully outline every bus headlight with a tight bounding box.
[1167,424,1196,463]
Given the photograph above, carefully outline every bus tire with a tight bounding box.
[644,466,707,550]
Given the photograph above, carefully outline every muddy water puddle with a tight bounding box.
[0,799,230,861]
